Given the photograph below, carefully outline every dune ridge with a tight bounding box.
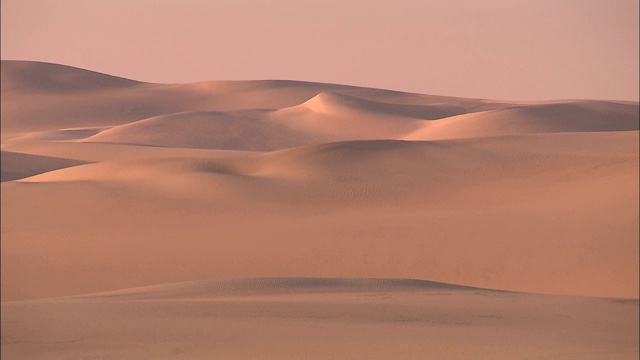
[68,277,492,301]
[1,60,141,92]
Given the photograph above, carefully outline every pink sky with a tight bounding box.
[2,0,638,101]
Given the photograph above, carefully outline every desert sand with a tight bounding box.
[1,60,638,359]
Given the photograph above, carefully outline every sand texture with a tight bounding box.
[1,61,638,359]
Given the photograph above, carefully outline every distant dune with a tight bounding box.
[0,60,504,138]
[0,60,141,92]
[405,101,639,140]
[1,61,638,359]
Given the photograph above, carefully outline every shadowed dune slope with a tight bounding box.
[8,127,108,142]
[83,110,320,151]
[0,151,88,182]
[72,277,489,301]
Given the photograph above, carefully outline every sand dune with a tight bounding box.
[5,132,638,300]
[1,60,507,139]
[77,93,639,151]
[83,110,320,151]
[0,140,252,164]
[287,91,468,119]
[0,62,337,138]
[0,151,88,182]
[2,278,638,360]
[1,61,638,359]
[8,127,108,142]
[82,94,445,150]
[6,60,571,152]
[73,277,486,300]
[269,93,427,142]
[405,101,640,140]
[0,60,140,92]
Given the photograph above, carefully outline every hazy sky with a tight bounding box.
[2,0,638,101]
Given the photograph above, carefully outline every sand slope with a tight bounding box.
[1,61,638,359]
[83,110,320,151]
[406,101,639,140]
[1,60,140,92]
[3,132,637,300]
[0,151,88,182]
[2,278,638,360]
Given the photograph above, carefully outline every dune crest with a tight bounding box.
[1,60,140,92]
[71,277,489,301]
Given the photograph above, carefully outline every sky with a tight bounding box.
[1,0,638,101]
